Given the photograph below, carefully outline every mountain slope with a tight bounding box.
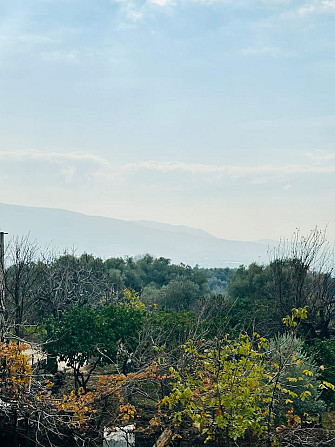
[0,203,272,267]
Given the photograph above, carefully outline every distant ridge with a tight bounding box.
[0,203,273,267]
[135,220,217,239]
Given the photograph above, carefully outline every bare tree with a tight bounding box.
[35,251,114,319]
[4,235,41,337]
[268,227,335,340]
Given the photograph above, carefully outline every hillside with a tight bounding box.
[0,203,272,267]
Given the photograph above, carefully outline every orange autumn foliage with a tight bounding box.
[0,342,31,399]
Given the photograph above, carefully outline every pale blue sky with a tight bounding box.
[0,0,335,241]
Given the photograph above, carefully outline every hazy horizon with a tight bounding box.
[1,200,280,243]
[1,1,335,242]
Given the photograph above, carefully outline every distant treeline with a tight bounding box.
[3,238,235,334]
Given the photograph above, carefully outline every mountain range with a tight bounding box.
[0,203,274,267]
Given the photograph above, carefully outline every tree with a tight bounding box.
[4,235,41,337]
[307,338,335,406]
[207,267,235,294]
[100,292,145,358]
[0,340,101,446]
[0,341,32,401]
[227,229,335,340]
[162,335,273,446]
[36,252,113,319]
[45,306,108,392]
[267,333,325,423]
[268,228,335,340]
[45,291,145,392]
[158,279,200,311]
[104,254,209,296]
[227,263,273,334]
[160,308,331,446]
[150,310,198,350]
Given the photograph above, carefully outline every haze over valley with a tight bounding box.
[0,203,272,267]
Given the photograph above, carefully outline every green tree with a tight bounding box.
[207,267,235,294]
[308,338,335,407]
[267,334,326,422]
[162,335,273,446]
[161,309,330,446]
[227,263,272,334]
[150,310,197,350]
[45,306,108,392]
[227,229,335,340]
[45,291,145,392]
[158,279,200,311]
[101,292,145,356]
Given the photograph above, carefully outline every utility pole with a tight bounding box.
[0,231,8,340]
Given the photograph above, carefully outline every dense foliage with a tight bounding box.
[1,229,335,447]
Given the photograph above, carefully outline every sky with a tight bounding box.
[0,0,335,242]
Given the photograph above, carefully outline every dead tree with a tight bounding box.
[4,235,41,337]
[268,227,335,341]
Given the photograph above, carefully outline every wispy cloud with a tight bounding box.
[276,0,335,18]
[0,150,109,186]
[118,160,335,177]
[1,150,335,194]
[0,33,54,45]
[306,150,335,162]
[0,150,108,166]
[108,0,239,23]
[239,45,292,57]
[298,0,335,15]
[109,0,335,22]
[40,50,80,64]
[110,0,145,22]
[149,0,172,6]
[3,150,335,180]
